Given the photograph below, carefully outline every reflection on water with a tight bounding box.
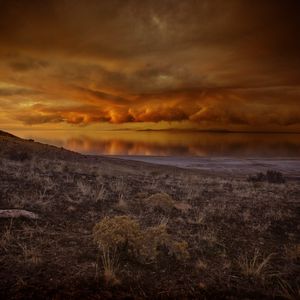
[12,130,300,157]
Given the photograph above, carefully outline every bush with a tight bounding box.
[93,216,189,263]
[248,170,285,184]
[266,170,286,183]
[143,193,175,213]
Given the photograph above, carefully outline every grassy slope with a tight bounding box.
[0,131,299,299]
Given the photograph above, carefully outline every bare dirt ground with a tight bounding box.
[0,131,299,299]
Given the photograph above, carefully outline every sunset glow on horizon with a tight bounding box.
[0,0,300,133]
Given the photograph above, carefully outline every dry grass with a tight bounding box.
[18,242,42,265]
[110,177,126,193]
[7,194,27,209]
[0,134,299,298]
[0,220,14,252]
[94,185,106,203]
[93,215,189,262]
[77,180,92,196]
[278,279,300,300]
[115,194,128,211]
[143,192,175,213]
[237,250,274,280]
[100,248,120,286]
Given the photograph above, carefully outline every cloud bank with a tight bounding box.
[0,0,299,131]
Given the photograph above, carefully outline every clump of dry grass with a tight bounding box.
[77,180,92,196]
[99,248,120,286]
[237,249,274,280]
[94,185,106,203]
[115,194,128,211]
[110,177,126,193]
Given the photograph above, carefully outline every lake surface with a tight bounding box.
[11,130,300,157]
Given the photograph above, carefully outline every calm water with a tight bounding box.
[11,130,300,157]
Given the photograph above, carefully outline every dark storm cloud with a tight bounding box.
[0,0,299,129]
[9,58,49,72]
[76,87,131,106]
[17,113,64,125]
[0,87,39,96]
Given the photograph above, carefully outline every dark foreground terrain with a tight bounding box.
[0,131,299,299]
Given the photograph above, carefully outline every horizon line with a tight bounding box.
[2,128,300,134]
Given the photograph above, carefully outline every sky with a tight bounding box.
[0,0,300,132]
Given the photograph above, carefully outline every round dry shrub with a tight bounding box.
[139,224,170,261]
[93,216,142,255]
[143,193,175,213]
[93,215,189,263]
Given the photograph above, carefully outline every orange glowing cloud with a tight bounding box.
[0,1,299,132]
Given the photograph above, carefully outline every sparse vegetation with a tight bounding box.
[0,219,14,252]
[100,248,120,286]
[277,279,300,300]
[248,170,286,183]
[0,132,299,299]
[237,249,274,280]
[93,215,189,263]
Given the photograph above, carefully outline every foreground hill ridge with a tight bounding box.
[0,129,85,161]
[0,130,19,138]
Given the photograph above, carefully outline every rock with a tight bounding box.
[0,209,39,219]
[174,202,192,212]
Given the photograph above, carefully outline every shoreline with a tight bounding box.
[113,155,300,177]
